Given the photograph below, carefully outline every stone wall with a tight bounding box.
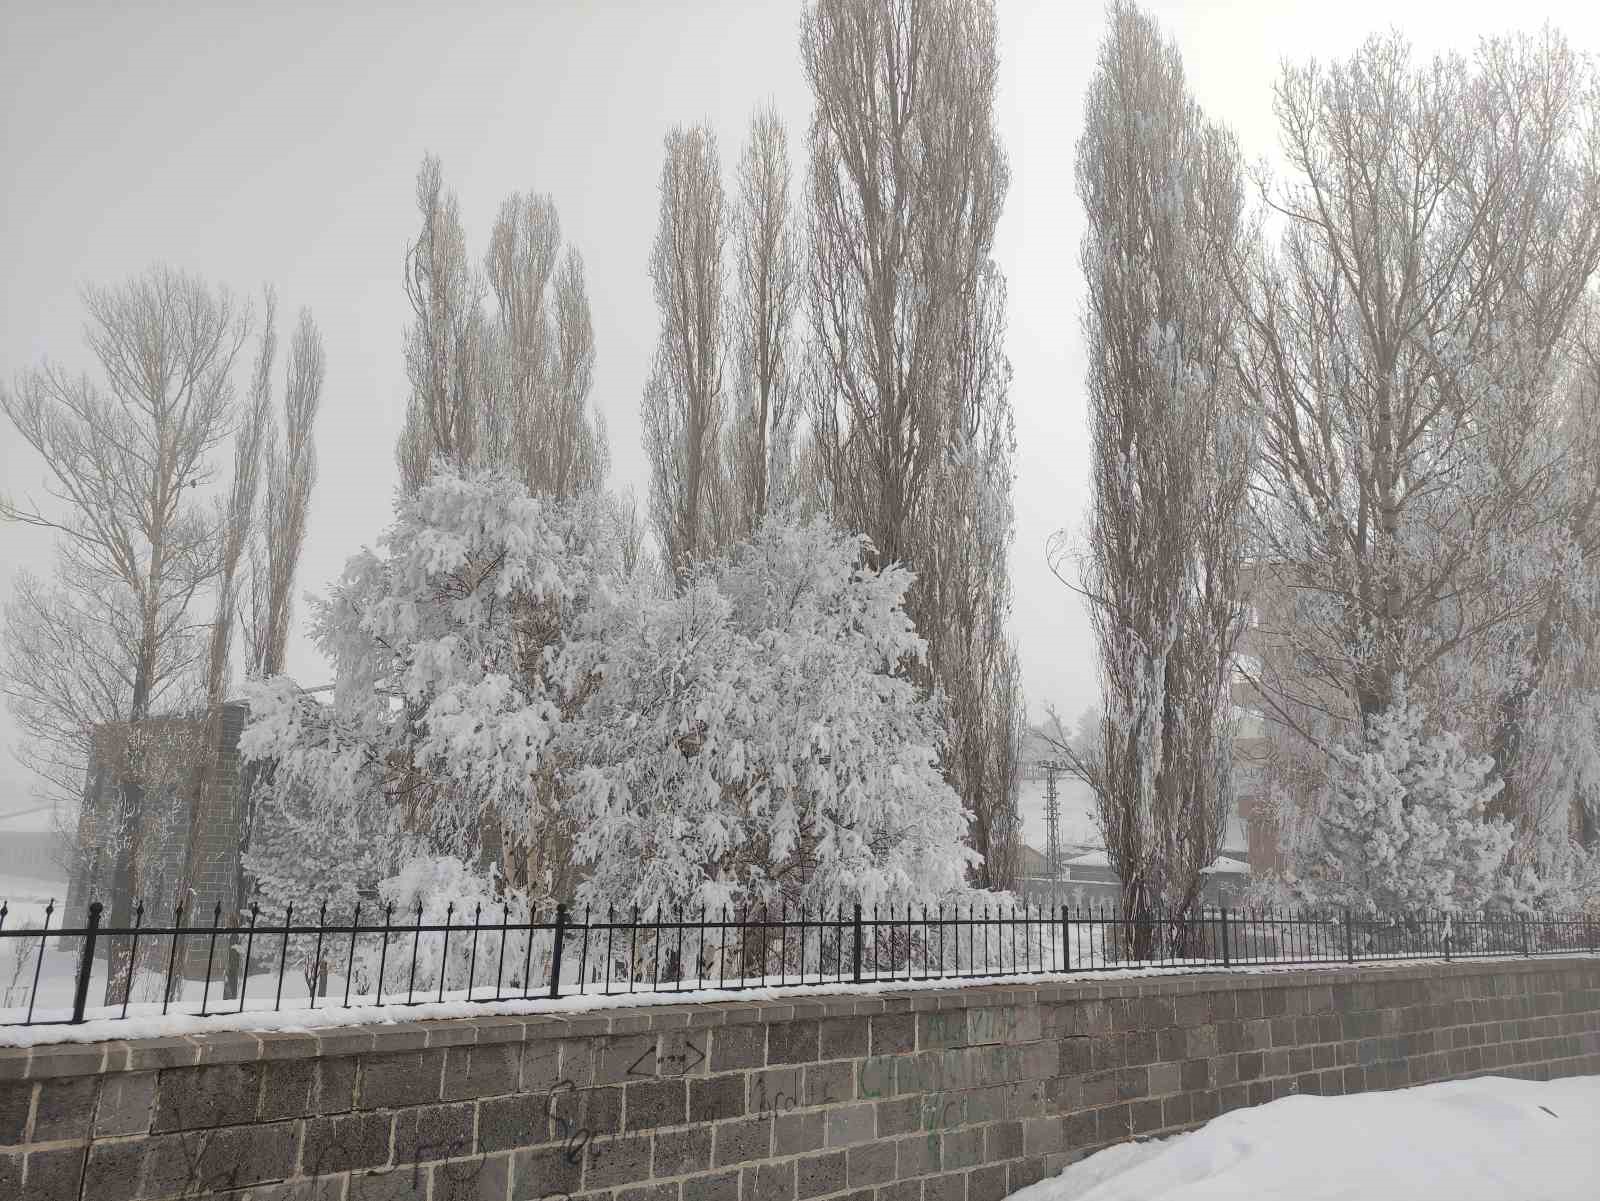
[3,957,1598,1201]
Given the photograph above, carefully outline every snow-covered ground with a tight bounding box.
[1013,1073,1600,1201]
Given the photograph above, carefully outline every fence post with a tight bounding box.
[1520,913,1530,959]
[549,904,568,1000]
[852,904,863,984]
[1060,905,1070,973]
[70,901,102,1025]
[1343,907,1354,964]
[1220,907,1231,968]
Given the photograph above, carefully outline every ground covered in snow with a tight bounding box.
[1012,1073,1600,1201]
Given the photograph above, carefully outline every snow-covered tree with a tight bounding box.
[242,468,977,933]
[395,155,608,501]
[558,515,976,918]
[724,103,804,541]
[241,468,596,906]
[1235,28,1600,909]
[1308,681,1513,913]
[801,0,1024,889]
[642,123,731,581]
[1065,1,1253,949]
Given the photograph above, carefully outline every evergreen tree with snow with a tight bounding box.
[1309,680,1513,913]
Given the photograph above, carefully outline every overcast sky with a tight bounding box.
[4,0,1599,829]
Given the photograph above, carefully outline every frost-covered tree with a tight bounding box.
[244,305,325,680]
[395,155,608,501]
[243,468,977,929]
[1309,681,1513,913]
[1235,28,1600,908]
[642,123,731,581]
[484,192,609,499]
[724,103,804,540]
[1,266,251,1001]
[1065,1,1253,949]
[241,469,601,905]
[801,0,1023,888]
[558,516,976,917]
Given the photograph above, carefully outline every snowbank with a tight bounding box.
[1012,1073,1600,1201]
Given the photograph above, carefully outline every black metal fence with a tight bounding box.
[2,894,1596,1028]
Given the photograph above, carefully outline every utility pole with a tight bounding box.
[1042,759,1067,901]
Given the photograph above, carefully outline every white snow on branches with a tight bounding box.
[241,468,976,923]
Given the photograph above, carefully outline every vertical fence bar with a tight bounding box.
[698,905,708,990]
[1521,914,1530,958]
[311,901,328,1006]
[239,904,259,1013]
[407,901,422,1005]
[495,905,508,1002]
[24,899,53,1025]
[582,901,595,997]
[467,904,481,1001]
[629,906,640,994]
[548,903,568,1000]
[606,906,617,996]
[1343,907,1353,964]
[345,903,362,1008]
[375,903,390,1007]
[438,903,454,1003]
[1061,905,1069,973]
[275,903,292,1012]
[200,902,223,1016]
[676,905,686,991]
[121,900,144,1021]
[524,903,537,999]
[652,905,664,990]
[69,901,102,1025]
[852,903,863,984]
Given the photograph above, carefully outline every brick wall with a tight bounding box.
[3,957,1598,1201]
[64,705,249,974]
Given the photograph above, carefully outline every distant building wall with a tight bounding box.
[63,704,250,971]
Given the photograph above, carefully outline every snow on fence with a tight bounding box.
[1,894,1597,1029]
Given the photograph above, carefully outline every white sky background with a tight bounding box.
[4,0,1600,828]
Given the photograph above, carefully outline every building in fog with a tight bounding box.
[63,702,252,940]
